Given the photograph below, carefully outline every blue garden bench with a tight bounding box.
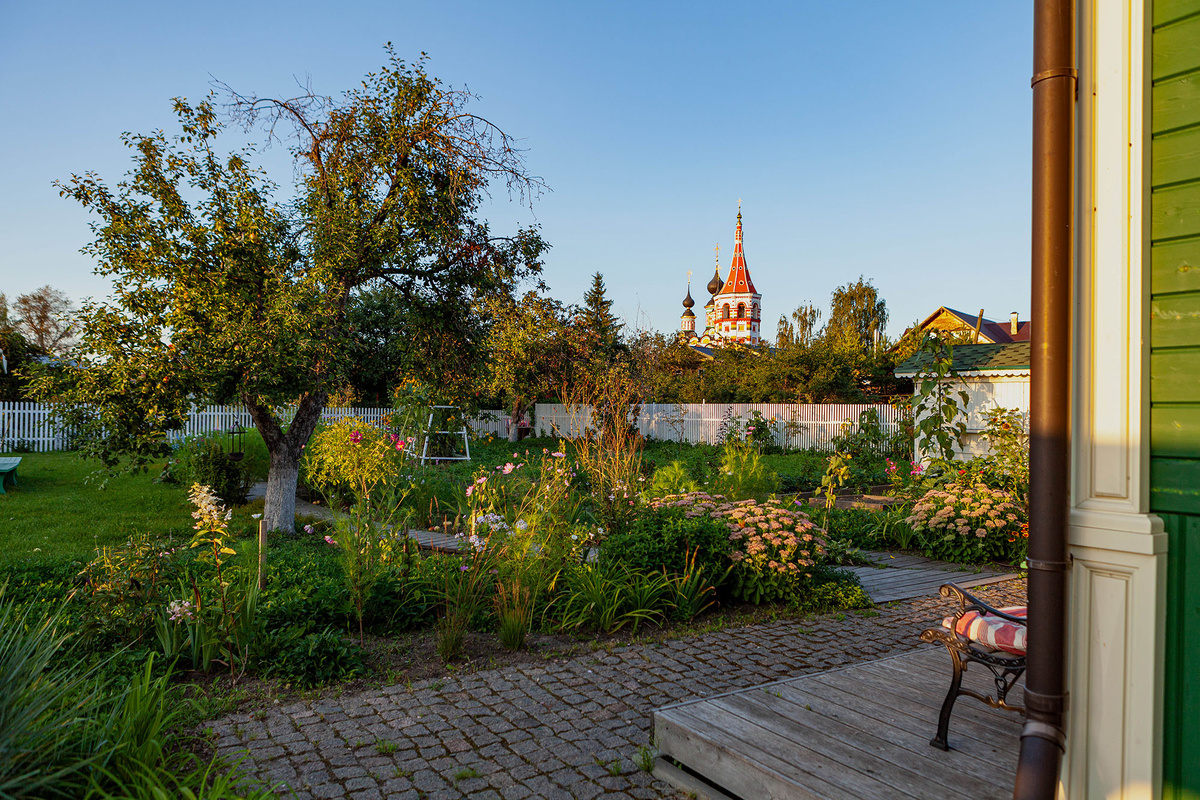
[0,457,21,494]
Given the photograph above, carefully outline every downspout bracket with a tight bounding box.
[1030,67,1078,87]
[1024,687,1070,714]
[1025,556,1072,572]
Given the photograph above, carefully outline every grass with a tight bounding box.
[0,452,195,572]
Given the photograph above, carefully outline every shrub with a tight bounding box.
[602,504,732,579]
[795,568,874,613]
[907,482,1023,564]
[647,460,698,497]
[302,418,411,505]
[166,436,248,505]
[712,443,779,501]
[649,492,825,605]
[76,532,184,647]
[258,627,367,688]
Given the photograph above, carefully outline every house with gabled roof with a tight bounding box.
[895,341,1031,459]
[910,306,1032,345]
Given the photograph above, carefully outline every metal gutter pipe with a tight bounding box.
[1013,0,1074,797]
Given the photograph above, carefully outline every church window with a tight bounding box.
[737,303,745,318]
[723,304,730,320]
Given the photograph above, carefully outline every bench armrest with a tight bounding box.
[938,582,1025,625]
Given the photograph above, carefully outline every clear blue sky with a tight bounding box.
[0,1,1033,340]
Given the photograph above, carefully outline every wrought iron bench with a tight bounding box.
[0,457,21,494]
[919,583,1026,750]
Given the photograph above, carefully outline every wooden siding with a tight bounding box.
[1151,1,1200,513]
[1152,2,1200,796]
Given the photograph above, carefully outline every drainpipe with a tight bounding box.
[1013,0,1074,797]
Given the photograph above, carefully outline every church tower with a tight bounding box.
[713,207,763,345]
[680,282,696,334]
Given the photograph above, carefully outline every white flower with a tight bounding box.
[252,513,262,519]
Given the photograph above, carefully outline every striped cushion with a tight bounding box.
[942,606,1027,656]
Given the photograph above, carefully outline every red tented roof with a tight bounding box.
[719,212,757,295]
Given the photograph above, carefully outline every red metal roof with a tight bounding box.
[719,212,757,295]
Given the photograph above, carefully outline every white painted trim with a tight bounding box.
[1063,0,1164,797]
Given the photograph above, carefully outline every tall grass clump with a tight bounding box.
[0,586,272,799]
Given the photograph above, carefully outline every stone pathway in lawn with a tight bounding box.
[208,579,1027,799]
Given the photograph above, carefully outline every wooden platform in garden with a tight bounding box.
[653,648,1022,800]
[851,551,1020,603]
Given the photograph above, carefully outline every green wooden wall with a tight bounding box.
[1153,2,1200,797]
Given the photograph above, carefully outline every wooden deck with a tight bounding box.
[653,648,1023,800]
[851,551,1020,603]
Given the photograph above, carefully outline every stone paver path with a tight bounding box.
[209,580,1026,799]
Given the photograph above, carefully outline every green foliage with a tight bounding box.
[822,276,888,354]
[303,418,412,504]
[257,627,366,689]
[76,532,183,647]
[580,272,624,364]
[907,483,1024,564]
[84,753,277,800]
[713,443,780,502]
[793,569,874,613]
[433,550,498,662]
[600,504,732,578]
[666,549,724,621]
[647,460,698,497]
[164,429,269,497]
[974,407,1030,504]
[818,453,852,509]
[908,333,970,463]
[558,563,669,634]
[0,590,193,799]
[40,50,548,538]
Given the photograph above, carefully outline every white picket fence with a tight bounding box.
[533,402,905,450]
[0,402,510,453]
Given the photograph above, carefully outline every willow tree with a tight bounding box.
[40,49,546,534]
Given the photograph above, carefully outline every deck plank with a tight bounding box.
[654,649,1021,800]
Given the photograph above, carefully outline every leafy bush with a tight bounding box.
[907,483,1023,564]
[258,627,367,688]
[794,568,874,613]
[76,533,184,647]
[302,418,411,505]
[648,492,825,605]
[165,435,255,505]
[602,502,733,578]
[647,460,699,497]
[712,443,779,501]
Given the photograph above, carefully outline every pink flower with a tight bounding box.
[324,535,337,546]
[502,462,515,475]
[349,430,363,444]
[465,485,474,497]
[304,524,315,535]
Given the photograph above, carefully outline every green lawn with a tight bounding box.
[0,452,196,573]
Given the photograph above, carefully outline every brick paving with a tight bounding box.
[209,579,1027,799]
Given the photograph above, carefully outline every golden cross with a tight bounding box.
[686,269,693,281]
[738,198,742,210]
[714,243,720,262]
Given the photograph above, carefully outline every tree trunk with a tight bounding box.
[509,401,523,443]
[262,454,300,534]
[245,391,328,539]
